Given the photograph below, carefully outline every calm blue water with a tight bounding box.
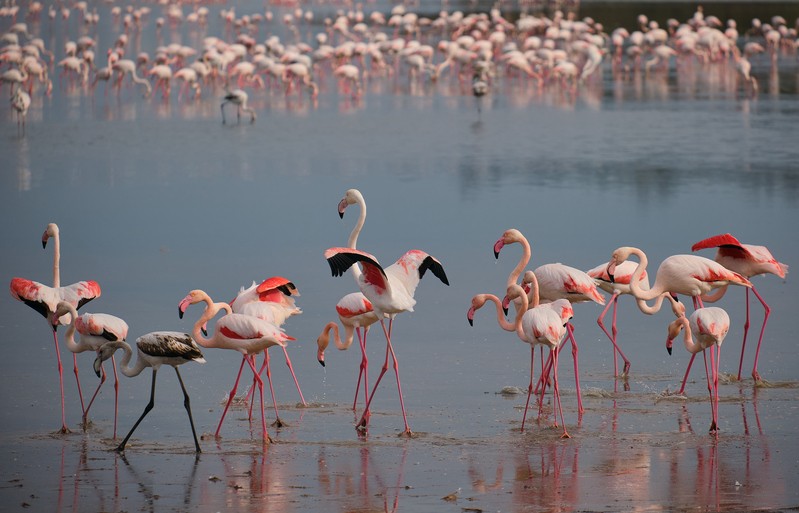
[1,1,798,511]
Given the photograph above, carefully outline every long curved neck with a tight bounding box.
[483,294,519,332]
[347,193,366,250]
[61,304,82,352]
[627,248,662,302]
[677,317,701,354]
[700,284,728,303]
[116,341,147,377]
[511,288,530,342]
[51,232,61,288]
[348,195,366,286]
[191,296,227,349]
[526,273,540,309]
[507,236,531,288]
[323,321,355,350]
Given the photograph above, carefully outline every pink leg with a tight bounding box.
[263,350,284,427]
[72,353,85,418]
[520,345,536,432]
[243,354,271,443]
[216,357,247,438]
[677,353,697,395]
[552,349,571,438]
[52,330,69,433]
[597,293,630,377]
[352,327,370,411]
[82,360,107,430]
[737,287,751,381]
[566,324,583,415]
[281,345,307,406]
[357,330,390,431]
[748,286,770,382]
[382,319,412,436]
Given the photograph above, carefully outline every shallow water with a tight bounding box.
[2,1,799,511]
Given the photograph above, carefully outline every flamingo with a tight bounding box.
[221,89,256,124]
[10,85,30,134]
[178,289,294,441]
[691,233,787,382]
[468,285,571,437]
[324,246,449,437]
[605,246,752,395]
[494,228,602,413]
[55,301,128,437]
[666,307,730,434]
[9,223,102,433]
[606,246,752,313]
[230,276,306,407]
[93,332,206,453]
[112,59,151,96]
[586,259,651,377]
[317,292,379,410]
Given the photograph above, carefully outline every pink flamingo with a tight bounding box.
[230,276,306,408]
[9,223,102,433]
[586,259,650,377]
[666,307,730,434]
[324,246,449,437]
[93,332,206,453]
[691,233,787,382]
[178,289,293,442]
[494,229,603,414]
[605,246,752,395]
[468,284,571,437]
[55,301,128,438]
[317,292,379,410]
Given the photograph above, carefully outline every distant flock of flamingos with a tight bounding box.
[10,188,787,451]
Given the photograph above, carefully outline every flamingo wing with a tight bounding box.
[536,264,606,304]
[76,313,129,341]
[137,331,205,361]
[255,276,299,297]
[10,277,59,319]
[218,314,294,345]
[691,233,744,252]
[688,257,752,287]
[325,247,389,292]
[59,280,102,310]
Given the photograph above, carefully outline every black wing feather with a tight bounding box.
[418,256,450,286]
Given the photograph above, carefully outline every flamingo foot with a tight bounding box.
[115,443,126,453]
[398,429,414,438]
[709,421,718,433]
[560,430,572,439]
[752,370,762,383]
[56,425,71,435]
[622,361,631,378]
[271,418,286,428]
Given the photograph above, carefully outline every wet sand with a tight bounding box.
[2,373,798,512]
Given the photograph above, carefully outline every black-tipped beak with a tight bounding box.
[42,240,47,249]
[468,317,474,326]
[93,358,102,378]
[202,327,208,337]
[318,359,326,367]
[608,272,615,284]
[667,346,672,355]
[179,308,184,319]
[338,211,344,219]
[502,306,509,316]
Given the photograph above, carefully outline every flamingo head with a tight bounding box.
[607,246,634,283]
[467,294,490,326]
[94,341,123,377]
[42,222,58,248]
[316,331,329,366]
[494,228,522,258]
[338,188,362,219]
[665,317,686,355]
[178,289,208,318]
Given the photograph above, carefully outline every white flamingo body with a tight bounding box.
[666,307,730,433]
[94,331,205,452]
[221,89,256,124]
[230,276,305,407]
[55,301,128,437]
[179,289,292,441]
[691,233,787,381]
[9,223,101,433]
